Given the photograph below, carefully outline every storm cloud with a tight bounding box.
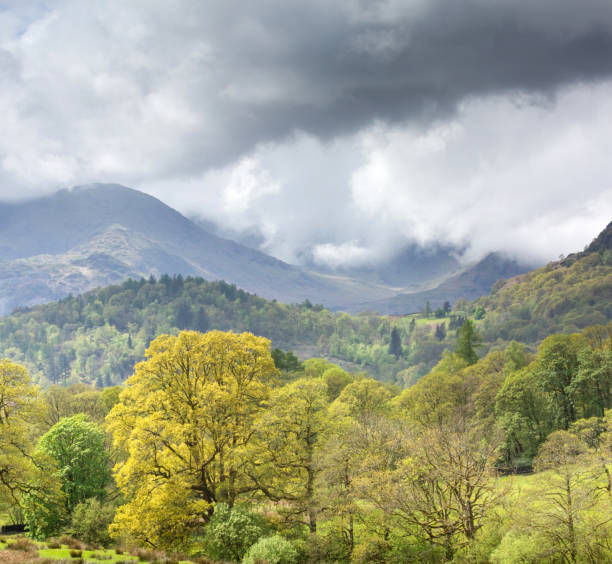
[1,0,611,265]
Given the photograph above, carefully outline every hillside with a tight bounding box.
[471,220,612,344]
[0,274,466,387]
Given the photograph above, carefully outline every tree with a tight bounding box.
[106,330,277,549]
[495,367,556,463]
[243,535,299,564]
[0,360,43,508]
[0,360,66,539]
[322,366,352,401]
[320,379,393,553]
[362,422,502,560]
[248,378,328,533]
[455,320,482,365]
[68,498,116,546]
[271,348,304,374]
[202,503,269,562]
[534,335,581,429]
[531,430,609,563]
[388,327,403,359]
[38,414,110,513]
[570,348,612,418]
[435,323,446,341]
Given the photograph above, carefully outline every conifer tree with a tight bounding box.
[455,320,481,365]
[389,327,403,359]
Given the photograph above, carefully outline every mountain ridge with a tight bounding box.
[0,183,538,315]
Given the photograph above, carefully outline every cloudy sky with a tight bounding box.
[1,0,611,267]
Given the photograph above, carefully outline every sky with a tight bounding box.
[1,0,611,268]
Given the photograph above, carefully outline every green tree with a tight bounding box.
[388,327,403,359]
[455,320,481,365]
[243,535,299,564]
[68,498,116,546]
[38,414,110,513]
[531,430,610,563]
[202,503,269,562]
[322,366,352,401]
[535,335,581,429]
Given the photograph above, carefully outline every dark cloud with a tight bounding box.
[0,0,611,265]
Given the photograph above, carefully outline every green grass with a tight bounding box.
[38,547,138,561]
[0,540,199,563]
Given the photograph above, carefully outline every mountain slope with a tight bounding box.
[0,184,396,314]
[473,222,612,343]
[359,252,535,314]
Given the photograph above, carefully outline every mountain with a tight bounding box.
[303,244,463,290]
[0,184,537,315]
[358,252,536,314]
[0,184,396,315]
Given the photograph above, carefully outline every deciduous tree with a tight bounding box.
[107,330,277,549]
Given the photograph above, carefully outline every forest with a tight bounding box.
[1,320,612,563]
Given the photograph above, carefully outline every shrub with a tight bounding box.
[242,535,299,564]
[69,549,83,558]
[46,541,61,549]
[202,503,269,562]
[68,498,116,547]
[0,551,37,564]
[58,536,84,549]
[7,538,38,552]
[350,537,390,564]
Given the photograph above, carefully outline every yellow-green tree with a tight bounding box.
[0,360,41,507]
[106,331,277,549]
[248,378,329,533]
[320,379,394,554]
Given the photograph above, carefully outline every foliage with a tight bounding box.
[201,503,269,562]
[68,498,116,546]
[21,467,67,540]
[38,414,110,512]
[388,327,402,359]
[475,250,612,345]
[242,535,299,564]
[454,319,482,365]
[106,330,278,549]
[0,360,41,508]
[0,276,460,388]
[249,378,329,533]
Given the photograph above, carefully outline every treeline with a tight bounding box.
[2,324,612,563]
[0,275,460,387]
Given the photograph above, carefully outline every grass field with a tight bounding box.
[0,538,199,564]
